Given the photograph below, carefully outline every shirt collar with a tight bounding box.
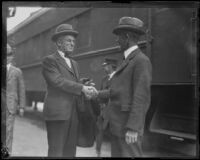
[57,50,72,68]
[108,71,116,80]
[7,63,11,71]
[124,45,138,59]
[57,50,68,59]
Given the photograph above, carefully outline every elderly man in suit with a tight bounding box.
[42,24,97,157]
[97,17,152,157]
[6,43,26,154]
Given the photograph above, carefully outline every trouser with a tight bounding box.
[46,107,78,157]
[96,116,110,155]
[6,111,16,155]
[110,133,143,157]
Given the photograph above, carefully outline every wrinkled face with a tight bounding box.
[115,33,129,51]
[7,55,13,64]
[7,44,13,64]
[57,35,76,54]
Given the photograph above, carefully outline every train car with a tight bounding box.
[7,4,198,156]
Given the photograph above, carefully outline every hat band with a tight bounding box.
[113,25,145,35]
[52,30,78,41]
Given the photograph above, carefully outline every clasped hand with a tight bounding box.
[125,130,138,144]
[82,85,98,100]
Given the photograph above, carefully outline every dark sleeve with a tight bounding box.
[98,89,111,100]
[42,56,83,96]
[17,69,26,109]
[125,58,152,132]
[98,76,110,104]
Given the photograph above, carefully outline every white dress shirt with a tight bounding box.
[109,45,139,80]
[124,45,138,59]
[7,63,11,72]
[58,50,72,68]
[108,71,116,80]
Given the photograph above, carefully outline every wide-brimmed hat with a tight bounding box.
[113,17,146,35]
[102,58,118,67]
[7,43,13,56]
[51,24,78,42]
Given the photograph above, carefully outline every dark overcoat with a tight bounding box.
[99,48,152,138]
[42,52,83,121]
[42,52,95,147]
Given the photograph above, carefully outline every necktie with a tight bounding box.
[64,52,71,58]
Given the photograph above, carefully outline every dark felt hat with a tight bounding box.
[51,24,78,42]
[113,17,146,35]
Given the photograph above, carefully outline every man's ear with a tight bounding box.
[126,33,130,42]
[126,33,129,39]
[56,37,62,47]
[56,40,60,47]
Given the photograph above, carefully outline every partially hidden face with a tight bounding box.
[115,33,129,51]
[57,35,76,54]
[103,64,113,74]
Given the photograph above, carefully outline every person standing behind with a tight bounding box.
[42,24,97,157]
[96,58,117,156]
[100,58,117,91]
[6,43,25,155]
[98,17,152,157]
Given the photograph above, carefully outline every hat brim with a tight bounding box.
[52,30,78,42]
[113,25,146,35]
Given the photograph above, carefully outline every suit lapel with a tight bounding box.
[114,48,140,75]
[55,52,75,76]
[71,60,79,81]
[7,65,14,81]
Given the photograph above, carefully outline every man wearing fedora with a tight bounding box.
[6,43,25,154]
[97,17,152,157]
[42,24,97,157]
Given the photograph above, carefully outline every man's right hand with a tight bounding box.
[82,85,98,99]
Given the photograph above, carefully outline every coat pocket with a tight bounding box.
[121,104,131,111]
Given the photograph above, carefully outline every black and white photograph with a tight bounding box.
[2,1,199,158]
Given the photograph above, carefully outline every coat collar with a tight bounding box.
[124,45,138,59]
[55,51,74,75]
[114,48,140,75]
[54,52,79,79]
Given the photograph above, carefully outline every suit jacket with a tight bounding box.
[100,75,110,90]
[98,48,152,137]
[6,65,26,115]
[98,75,111,129]
[98,75,110,105]
[42,52,83,121]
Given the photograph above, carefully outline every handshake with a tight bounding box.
[80,77,98,100]
[82,85,99,100]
